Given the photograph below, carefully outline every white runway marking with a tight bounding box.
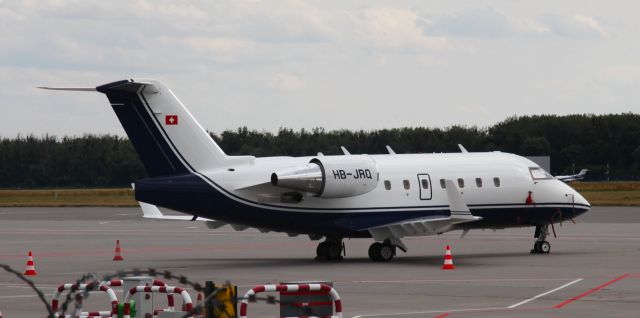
[0,293,55,301]
[342,278,574,284]
[507,278,583,308]
[352,307,506,317]
[351,278,583,317]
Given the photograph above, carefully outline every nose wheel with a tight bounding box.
[531,224,551,254]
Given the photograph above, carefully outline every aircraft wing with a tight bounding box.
[364,180,482,241]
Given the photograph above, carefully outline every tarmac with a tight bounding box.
[0,206,639,317]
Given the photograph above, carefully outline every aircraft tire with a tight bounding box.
[368,242,394,262]
[368,242,383,261]
[326,242,343,260]
[317,241,343,261]
[540,241,551,253]
[316,241,329,259]
[378,243,395,261]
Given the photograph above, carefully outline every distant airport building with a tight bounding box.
[526,156,551,172]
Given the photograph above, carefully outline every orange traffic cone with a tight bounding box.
[24,251,38,276]
[442,245,455,270]
[113,240,124,261]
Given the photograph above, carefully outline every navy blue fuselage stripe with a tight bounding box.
[134,173,589,237]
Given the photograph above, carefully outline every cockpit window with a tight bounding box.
[529,167,553,180]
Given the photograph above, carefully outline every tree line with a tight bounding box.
[1,113,639,188]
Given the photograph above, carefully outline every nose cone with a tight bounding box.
[558,180,590,210]
[571,189,590,208]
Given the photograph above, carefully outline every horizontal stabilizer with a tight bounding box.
[37,86,96,92]
[139,202,211,221]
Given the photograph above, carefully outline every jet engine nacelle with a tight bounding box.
[271,156,379,198]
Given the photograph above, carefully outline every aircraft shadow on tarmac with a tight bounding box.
[154,251,592,269]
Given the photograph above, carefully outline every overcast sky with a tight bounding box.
[1,0,638,137]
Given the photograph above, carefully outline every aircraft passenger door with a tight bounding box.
[417,174,432,200]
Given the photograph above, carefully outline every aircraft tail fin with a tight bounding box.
[40,79,254,177]
[96,79,249,176]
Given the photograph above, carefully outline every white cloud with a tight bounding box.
[208,0,339,43]
[0,6,24,22]
[428,7,545,37]
[181,36,256,64]
[269,73,307,91]
[542,14,609,38]
[427,7,608,39]
[348,7,450,52]
[0,1,635,137]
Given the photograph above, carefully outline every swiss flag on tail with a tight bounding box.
[165,115,178,125]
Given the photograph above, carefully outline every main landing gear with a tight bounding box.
[531,224,551,254]
[368,239,396,262]
[315,237,406,262]
[316,238,344,261]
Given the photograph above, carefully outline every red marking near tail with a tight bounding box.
[434,313,450,318]
[554,274,630,309]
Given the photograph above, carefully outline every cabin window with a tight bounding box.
[403,180,411,190]
[493,177,501,187]
[384,180,391,190]
[457,178,465,188]
[476,178,482,188]
[529,167,553,180]
[440,179,446,189]
[420,179,429,189]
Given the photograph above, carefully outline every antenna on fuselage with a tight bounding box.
[458,144,469,153]
[340,146,351,155]
[385,145,396,155]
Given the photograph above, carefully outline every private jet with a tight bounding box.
[40,79,591,261]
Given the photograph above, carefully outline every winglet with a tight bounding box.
[444,180,481,221]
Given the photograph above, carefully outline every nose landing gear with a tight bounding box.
[531,224,551,254]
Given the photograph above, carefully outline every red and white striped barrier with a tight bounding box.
[51,283,118,318]
[240,284,342,318]
[123,286,193,318]
[101,279,176,311]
